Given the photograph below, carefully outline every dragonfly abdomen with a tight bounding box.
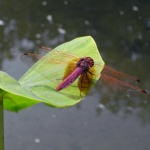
[56,67,83,91]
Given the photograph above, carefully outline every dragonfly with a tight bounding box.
[20,46,147,97]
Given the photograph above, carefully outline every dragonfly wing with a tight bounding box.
[21,46,80,67]
[20,51,77,67]
[34,46,53,56]
[20,50,83,97]
[101,65,141,86]
[93,63,147,97]
[97,73,147,100]
[20,53,42,67]
[20,46,51,67]
[35,46,79,59]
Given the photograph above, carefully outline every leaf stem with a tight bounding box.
[0,95,4,150]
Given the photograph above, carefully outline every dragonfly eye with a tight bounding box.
[85,57,94,67]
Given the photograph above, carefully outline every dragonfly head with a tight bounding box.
[76,57,94,72]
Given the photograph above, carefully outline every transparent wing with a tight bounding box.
[34,46,53,56]
[94,64,147,96]
[20,46,79,67]
[20,53,43,67]
[102,65,140,83]
[100,73,146,94]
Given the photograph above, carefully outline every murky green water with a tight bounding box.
[1,0,150,150]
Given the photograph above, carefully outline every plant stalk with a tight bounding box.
[0,97,4,150]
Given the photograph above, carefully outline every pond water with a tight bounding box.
[1,0,150,150]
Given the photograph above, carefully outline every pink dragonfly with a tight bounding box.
[20,46,147,97]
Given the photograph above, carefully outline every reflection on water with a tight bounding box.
[1,0,150,150]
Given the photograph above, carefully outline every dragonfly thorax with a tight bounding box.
[76,57,94,72]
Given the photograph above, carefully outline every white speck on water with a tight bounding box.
[127,106,133,111]
[98,103,105,109]
[127,26,132,31]
[52,114,56,118]
[0,20,4,26]
[64,0,68,5]
[119,11,124,15]
[34,138,40,143]
[138,34,142,39]
[42,1,47,5]
[36,33,41,38]
[132,6,139,11]
[85,20,89,25]
[131,52,140,61]
[47,15,53,24]
[20,38,34,50]
[58,28,66,34]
